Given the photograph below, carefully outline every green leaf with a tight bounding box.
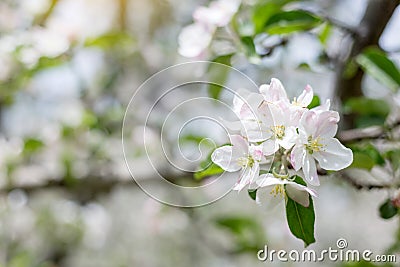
[379,199,398,220]
[344,97,390,127]
[264,10,322,35]
[349,152,375,170]
[286,176,315,247]
[207,54,233,100]
[85,32,136,50]
[215,216,265,252]
[385,149,400,171]
[194,162,224,180]
[348,143,385,170]
[307,95,320,109]
[248,189,257,201]
[252,0,292,34]
[356,47,400,92]
[23,138,44,154]
[318,23,332,46]
[240,36,259,63]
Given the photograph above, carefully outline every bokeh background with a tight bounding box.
[1,0,400,266]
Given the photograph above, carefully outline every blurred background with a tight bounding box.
[1,0,400,266]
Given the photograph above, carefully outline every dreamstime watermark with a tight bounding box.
[257,238,397,263]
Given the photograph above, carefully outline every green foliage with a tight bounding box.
[207,54,233,100]
[344,97,390,127]
[85,32,136,50]
[285,175,315,247]
[357,47,400,92]
[348,143,384,170]
[252,0,293,34]
[248,189,257,200]
[240,36,259,63]
[264,10,322,35]
[379,199,398,220]
[307,95,320,109]
[318,23,332,46]
[23,138,44,155]
[194,148,225,180]
[384,149,400,172]
[215,215,265,252]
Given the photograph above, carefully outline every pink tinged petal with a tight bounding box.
[290,145,306,171]
[303,154,320,186]
[300,110,318,137]
[296,85,314,107]
[239,93,264,120]
[250,145,264,161]
[261,139,279,156]
[313,110,339,138]
[229,135,248,154]
[233,163,259,191]
[178,23,213,58]
[313,138,353,171]
[311,99,330,113]
[211,146,241,172]
[259,78,288,103]
[220,118,242,131]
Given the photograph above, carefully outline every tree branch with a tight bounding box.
[333,0,399,129]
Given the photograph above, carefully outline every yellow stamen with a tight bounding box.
[270,125,285,139]
[270,184,285,197]
[306,136,325,154]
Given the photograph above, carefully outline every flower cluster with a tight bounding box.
[212,78,353,207]
[178,0,241,58]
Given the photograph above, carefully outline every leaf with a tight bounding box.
[252,0,292,34]
[344,97,390,127]
[248,189,257,201]
[215,216,265,252]
[207,54,233,100]
[286,176,315,247]
[307,95,320,109]
[194,162,224,180]
[318,23,332,46]
[85,32,135,50]
[385,149,400,171]
[240,36,259,63]
[379,199,398,220]
[264,10,322,35]
[348,143,385,170]
[357,47,400,92]
[23,138,44,154]
[349,152,375,170]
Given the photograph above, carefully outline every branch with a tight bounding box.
[333,0,399,129]
[337,171,396,190]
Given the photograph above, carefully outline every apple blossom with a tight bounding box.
[255,173,317,207]
[290,109,353,185]
[211,135,263,191]
[178,0,241,58]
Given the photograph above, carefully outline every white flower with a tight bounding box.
[245,102,297,155]
[178,0,241,58]
[178,23,213,58]
[290,110,353,185]
[255,173,317,207]
[193,0,241,27]
[211,135,263,191]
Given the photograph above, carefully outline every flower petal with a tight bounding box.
[296,85,313,107]
[178,23,213,58]
[313,138,353,171]
[286,182,317,207]
[211,146,241,172]
[259,78,288,103]
[290,145,306,171]
[261,139,279,156]
[233,163,259,191]
[303,154,319,186]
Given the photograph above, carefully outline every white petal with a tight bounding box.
[286,183,317,207]
[178,23,213,58]
[261,139,279,156]
[229,135,248,154]
[314,138,353,171]
[314,110,339,138]
[311,99,330,113]
[303,154,320,186]
[233,163,259,191]
[296,85,313,107]
[279,126,296,149]
[256,174,283,187]
[211,146,241,172]
[259,78,289,103]
[290,145,306,171]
